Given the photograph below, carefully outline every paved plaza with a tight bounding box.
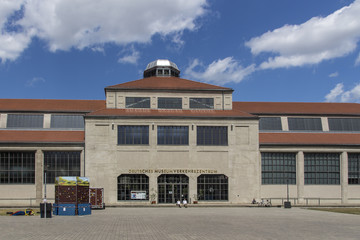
[0,207,359,240]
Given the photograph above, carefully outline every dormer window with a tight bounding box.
[126,97,150,108]
[190,98,214,109]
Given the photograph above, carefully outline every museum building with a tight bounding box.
[1,59,360,206]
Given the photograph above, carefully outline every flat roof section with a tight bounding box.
[260,132,360,146]
[86,108,256,119]
[0,130,85,144]
[0,99,105,113]
[234,102,360,116]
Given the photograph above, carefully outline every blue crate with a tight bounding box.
[57,204,76,216]
[53,203,58,215]
[78,203,91,215]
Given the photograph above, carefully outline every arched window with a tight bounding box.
[117,174,149,201]
[197,174,228,201]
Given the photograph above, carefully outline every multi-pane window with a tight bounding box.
[158,97,182,109]
[0,152,35,184]
[197,126,228,146]
[7,114,43,128]
[125,97,150,108]
[118,174,149,201]
[259,117,282,131]
[288,118,322,131]
[44,151,81,184]
[197,175,228,201]
[304,153,340,185]
[328,118,360,131]
[261,153,296,184]
[157,126,188,145]
[51,115,84,128]
[348,153,360,184]
[190,98,214,109]
[118,125,149,145]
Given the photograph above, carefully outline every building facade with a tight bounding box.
[1,59,360,206]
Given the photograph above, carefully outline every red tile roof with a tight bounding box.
[0,130,84,143]
[106,77,233,92]
[234,102,360,116]
[260,132,360,146]
[0,99,105,113]
[86,108,255,118]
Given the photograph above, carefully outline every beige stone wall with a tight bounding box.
[106,91,233,110]
[259,146,360,204]
[0,145,84,206]
[85,117,259,205]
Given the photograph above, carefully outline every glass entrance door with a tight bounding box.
[158,174,189,203]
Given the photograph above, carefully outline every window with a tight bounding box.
[190,98,214,109]
[51,115,84,129]
[7,114,43,128]
[328,118,360,131]
[0,152,35,184]
[261,153,296,184]
[157,126,188,145]
[259,117,282,131]
[118,125,149,145]
[288,118,322,131]
[197,126,228,146]
[158,97,182,109]
[304,153,340,185]
[44,151,81,184]
[125,97,150,108]
[118,174,149,201]
[197,175,228,201]
[348,153,360,184]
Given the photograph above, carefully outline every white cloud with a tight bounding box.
[325,82,360,102]
[118,46,140,65]
[246,0,360,69]
[329,72,339,78]
[184,57,256,85]
[355,52,360,66]
[26,77,45,87]
[0,0,207,62]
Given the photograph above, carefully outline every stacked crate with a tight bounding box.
[54,176,91,216]
[76,177,91,215]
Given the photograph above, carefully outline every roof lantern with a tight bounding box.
[144,59,180,78]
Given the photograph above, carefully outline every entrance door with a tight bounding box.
[158,174,189,203]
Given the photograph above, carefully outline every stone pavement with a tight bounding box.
[0,207,359,240]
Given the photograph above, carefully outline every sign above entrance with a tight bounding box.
[128,169,218,174]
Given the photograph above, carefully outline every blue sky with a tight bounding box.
[1,0,360,103]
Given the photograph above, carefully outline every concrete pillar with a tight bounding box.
[297,151,304,204]
[281,117,288,131]
[341,152,348,204]
[81,150,85,176]
[0,114,7,128]
[43,114,51,128]
[189,174,197,203]
[149,174,158,203]
[321,117,329,131]
[35,150,43,204]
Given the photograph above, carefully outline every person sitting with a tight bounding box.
[182,199,188,208]
[176,200,181,208]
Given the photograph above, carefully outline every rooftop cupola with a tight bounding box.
[143,59,180,78]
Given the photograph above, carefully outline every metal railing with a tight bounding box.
[262,197,360,206]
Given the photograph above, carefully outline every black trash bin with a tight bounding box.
[284,201,292,208]
[40,203,52,218]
